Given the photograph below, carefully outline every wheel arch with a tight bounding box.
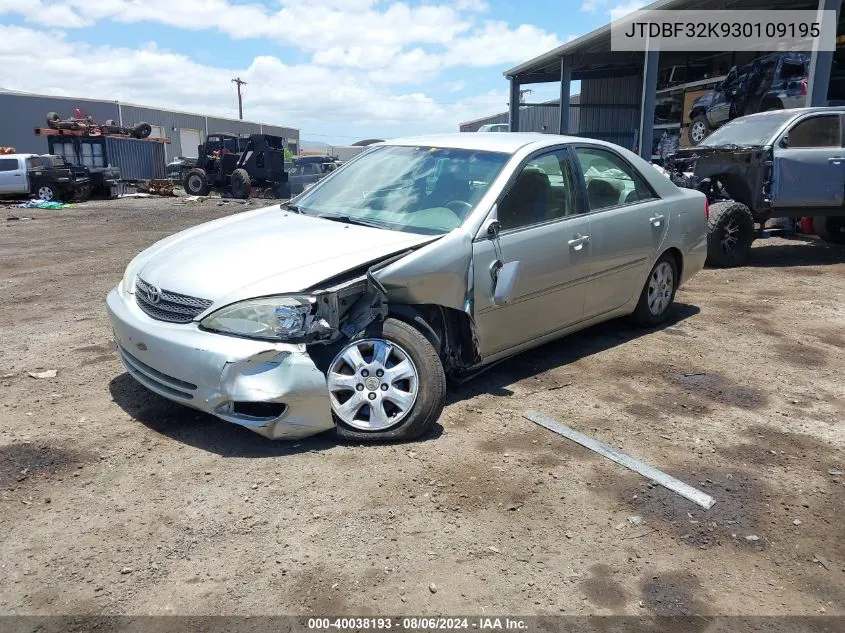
[387,303,481,374]
[689,106,706,119]
[661,246,684,283]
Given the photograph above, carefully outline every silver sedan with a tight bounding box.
[107,133,708,441]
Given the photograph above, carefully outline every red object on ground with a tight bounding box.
[800,217,815,234]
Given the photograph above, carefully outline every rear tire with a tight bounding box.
[813,215,845,244]
[183,168,210,196]
[37,185,57,201]
[46,112,61,129]
[706,201,755,267]
[330,318,446,443]
[230,168,251,199]
[633,253,678,327]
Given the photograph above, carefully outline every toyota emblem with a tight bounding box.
[145,284,162,305]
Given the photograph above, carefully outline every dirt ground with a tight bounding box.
[1,197,843,617]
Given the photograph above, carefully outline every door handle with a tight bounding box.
[828,157,845,164]
[568,235,590,250]
[649,214,665,227]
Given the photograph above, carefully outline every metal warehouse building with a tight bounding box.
[493,0,843,160]
[460,95,581,135]
[0,89,299,167]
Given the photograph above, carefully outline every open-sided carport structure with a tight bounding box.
[504,0,842,159]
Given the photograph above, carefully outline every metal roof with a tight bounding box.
[504,0,819,80]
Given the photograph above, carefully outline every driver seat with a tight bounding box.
[427,173,470,208]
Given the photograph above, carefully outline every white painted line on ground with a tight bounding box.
[523,410,716,510]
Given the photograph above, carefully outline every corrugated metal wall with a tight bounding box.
[459,95,580,134]
[104,137,166,180]
[0,92,119,155]
[577,76,642,151]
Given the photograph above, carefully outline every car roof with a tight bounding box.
[0,153,37,160]
[740,106,845,121]
[379,133,593,154]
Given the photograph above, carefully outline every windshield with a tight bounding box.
[292,145,510,234]
[699,111,796,147]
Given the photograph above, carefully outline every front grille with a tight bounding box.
[135,277,213,324]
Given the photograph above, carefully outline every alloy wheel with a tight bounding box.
[38,187,54,201]
[720,217,740,252]
[647,261,674,316]
[691,122,706,143]
[327,338,419,431]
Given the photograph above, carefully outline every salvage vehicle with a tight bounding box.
[0,153,90,201]
[166,134,250,182]
[287,155,343,196]
[478,123,510,133]
[46,112,153,140]
[48,136,122,198]
[38,154,92,201]
[688,52,809,145]
[181,134,288,198]
[669,107,845,266]
[107,133,708,442]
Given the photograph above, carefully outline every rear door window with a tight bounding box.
[574,146,657,210]
[0,158,18,172]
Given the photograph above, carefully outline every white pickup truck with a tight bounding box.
[0,153,90,201]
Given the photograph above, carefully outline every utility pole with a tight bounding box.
[232,77,247,120]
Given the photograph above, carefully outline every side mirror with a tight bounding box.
[493,260,522,306]
[481,210,500,239]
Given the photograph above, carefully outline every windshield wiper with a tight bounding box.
[280,202,303,213]
[317,214,385,229]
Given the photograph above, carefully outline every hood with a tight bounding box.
[692,92,716,108]
[133,206,435,307]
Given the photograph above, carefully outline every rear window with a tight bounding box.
[26,157,43,169]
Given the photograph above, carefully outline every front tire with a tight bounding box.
[688,115,711,145]
[183,168,210,196]
[706,200,755,267]
[328,318,446,442]
[813,215,845,245]
[633,253,678,327]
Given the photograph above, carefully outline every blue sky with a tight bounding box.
[0,0,643,144]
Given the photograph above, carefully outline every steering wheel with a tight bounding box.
[444,200,472,214]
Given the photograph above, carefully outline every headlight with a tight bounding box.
[200,296,315,341]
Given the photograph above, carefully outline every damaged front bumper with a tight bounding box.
[106,287,335,439]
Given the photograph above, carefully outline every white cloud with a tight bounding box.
[609,1,648,19]
[581,0,647,18]
[0,25,509,135]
